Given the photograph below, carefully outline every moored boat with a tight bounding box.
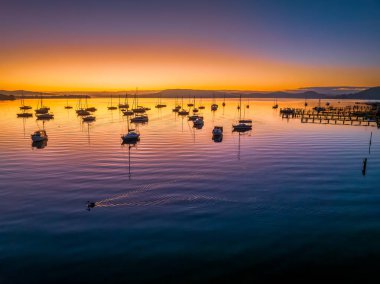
[31,130,48,142]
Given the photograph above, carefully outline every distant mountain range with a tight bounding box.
[0,94,15,100]
[149,87,380,100]
[0,90,89,99]
[1,87,379,100]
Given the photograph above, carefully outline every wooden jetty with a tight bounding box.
[281,104,380,127]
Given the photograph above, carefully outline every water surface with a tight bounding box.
[1,98,379,283]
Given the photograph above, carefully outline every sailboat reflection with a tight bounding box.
[122,140,138,178]
[233,129,251,160]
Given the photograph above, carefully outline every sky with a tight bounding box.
[1,0,379,91]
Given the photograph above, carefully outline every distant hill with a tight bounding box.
[0,93,16,100]
[149,89,239,98]
[334,87,380,100]
[149,89,328,99]
[249,90,327,99]
[0,90,52,97]
[1,87,379,100]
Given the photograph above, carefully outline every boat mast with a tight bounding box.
[239,95,242,120]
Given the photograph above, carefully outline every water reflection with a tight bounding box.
[122,140,138,178]
[32,140,48,149]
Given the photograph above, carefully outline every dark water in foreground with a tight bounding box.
[0,98,379,283]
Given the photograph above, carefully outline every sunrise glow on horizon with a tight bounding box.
[1,0,379,92]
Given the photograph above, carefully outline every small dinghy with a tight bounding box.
[121,130,140,142]
[212,126,223,136]
[193,117,204,128]
[31,130,48,142]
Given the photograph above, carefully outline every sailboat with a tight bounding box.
[233,95,252,132]
[123,94,134,115]
[31,130,48,142]
[198,97,205,109]
[272,99,279,109]
[18,92,33,117]
[84,97,97,112]
[82,114,96,122]
[193,116,204,128]
[19,92,32,110]
[246,98,250,109]
[132,90,146,113]
[35,95,50,114]
[212,126,223,142]
[155,95,167,108]
[119,93,130,109]
[122,115,140,142]
[108,95,117,110]
[192,97,199,113]
[304,98,308,107]
[76,98,90,115]
[64,98,73,109]
[172,97,181,112]
[222,95,226,107]
[314,99,326,112]
[178,97,189,115]
[211,94,218,111]
[187,96,194,107]
[130,114,148,123]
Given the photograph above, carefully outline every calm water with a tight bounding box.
[1,98,379,283]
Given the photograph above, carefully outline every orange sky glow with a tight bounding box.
[1,43,379,92]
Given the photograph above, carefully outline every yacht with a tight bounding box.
[85,107,97,112]
[212,126,223,142]
[118,93,130,109]
[35,96,50,114]
[212,126,223,136]
[64,98,73,109]
[272,99,279,109]
[108,95,117,110]
[233,95,252,132]
[122,114,140,142]
[131,114,148,123]
[76,109,91,116]
[155,95,167,108]
[123,110,134,116]
[121,130,140,142]
[188,114,201,121]
[178,97,189,115]
[211,94,218,111]
[17,112,33,118]
[193,117,204,127]
[19,93,32,110]
[313,99,326,112]
[36,113,54,120]
[172,105,181,112]
[82,116,96,122]
[31,130,48,142]
[198,97,205,109]
[187,96,194,107]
